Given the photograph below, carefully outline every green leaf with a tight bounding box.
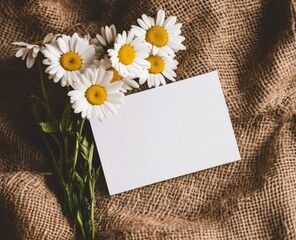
[65,130,74,137]
[74,172,85,188]
[76,210,86,238]
[67,120,74,132]
[94,166,101,181]
[59,103,72,133]
[28,95,45,108]
[73,172,85,202]
[87,142,95,172]
[80,136,90,161]
[40,172,53,176]
[39,121,58,133]
[45,88,52,102]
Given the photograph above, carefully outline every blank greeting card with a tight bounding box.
[90,71,241,195]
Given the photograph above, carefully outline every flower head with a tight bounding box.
[68,68,124,120]
[108,31,150,78]
[131,10,186,57]
[83,33,104,59]
[42,33,96,87]
[96,25,117,48]
[12,33,59,68]
[95,55,140,93]
[139,54,178,88]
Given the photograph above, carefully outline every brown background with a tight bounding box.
[0,0,296,239]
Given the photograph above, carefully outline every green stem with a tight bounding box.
[30,101,55,165]
[63,135,68,164]
[88,143,95,240]
[90,185,95,240]
[36,56,47,100]
[50,133,63,163]
[76,210,86,239]
[72,118,86,175]
[35,58,58,165]
[30,101,67,190]
[36,57,55,121]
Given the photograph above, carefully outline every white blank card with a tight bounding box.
[90,71,241,195]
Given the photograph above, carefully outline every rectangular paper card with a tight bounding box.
[90,71,241,195]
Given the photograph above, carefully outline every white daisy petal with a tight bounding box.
[107,81,122,91]
[139,76,147,85]
[162,69,175,81]
[156,10,165,26]
[101,104,111,118]
[159,74,166,85]
[43,33,54,44]
[96,67,106,82]
[33,46,40,53]
[126,32,134,44]
[110,25,116,38]
[122,31,127,43]
[95,106,103,121]
[158,45,175,57]
[124,79,139,88]
[45,43,62,58]
[105,26,113,44]
[164,16,177,28]
[86,106,94,119]
[137,19,149,30]
[142,14,152,28]
[21,49,30,60]
[15,48,28,58]
[104,101,117,115]
[105,70,114,82]
[26,53,35,68]
[131,25,146,36]
[57,37,69,53]
[12,41,29,46]
[152,45,159,55]
[130,36,144,46]
[155,74,161,87]
[147,75,153,88]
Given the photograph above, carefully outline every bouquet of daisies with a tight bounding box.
[12,10,185,239]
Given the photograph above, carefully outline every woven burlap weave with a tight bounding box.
[1,0,296,239]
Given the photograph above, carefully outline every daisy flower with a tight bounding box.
[83,33,104,59]
[139,54,178,88]
[12,33,59,68]
[131,9,186,57]
[96,25,117,49]
[94,55,139,93]
[68,67,124,120]
[42,33,96,87]
[108,31,150,78]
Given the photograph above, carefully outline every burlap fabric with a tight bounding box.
[1,0,296,239]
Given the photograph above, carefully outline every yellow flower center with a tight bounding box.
[146,26,168,47]
[85,85,107,105]
[146,55,165,74]
[60,52,82,71]
[108,67,122,83]
[118,45,135,65]
[32,40,44,45]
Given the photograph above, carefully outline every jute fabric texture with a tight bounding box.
[0,0,295,239]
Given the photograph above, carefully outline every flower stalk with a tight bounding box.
[31,58,99,240]
[13,10,185,240]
